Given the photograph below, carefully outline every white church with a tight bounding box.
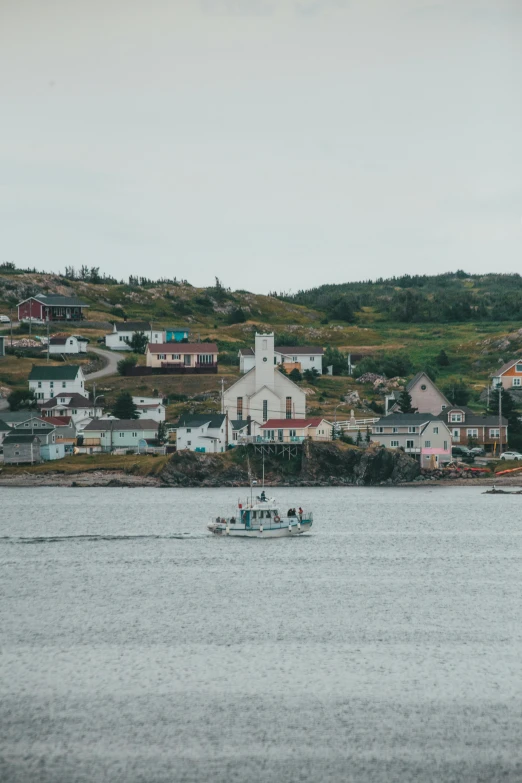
[223,332,306,434]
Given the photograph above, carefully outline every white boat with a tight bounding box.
[207,490,313,538]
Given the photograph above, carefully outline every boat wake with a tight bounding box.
[0,533,205,544]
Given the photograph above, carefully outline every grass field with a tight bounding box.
[0,453,169,476]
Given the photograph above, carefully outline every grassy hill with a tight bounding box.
[1,265,522,421]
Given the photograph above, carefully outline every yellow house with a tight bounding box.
[260,418,332,442]
[146,342,218,369]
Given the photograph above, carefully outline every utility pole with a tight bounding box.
[220,378,225,414]
[10,308,13,347]
[46,319,50,362]
[498,383,503,456]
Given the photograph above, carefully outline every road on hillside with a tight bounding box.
[84,347,119,380]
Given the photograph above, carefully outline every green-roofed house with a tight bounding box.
[17,293,89,323]
[28,364,86,403]
[176,413,228,453]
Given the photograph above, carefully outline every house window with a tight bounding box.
[452,429,460,439]
[374,426,384,434]
[292,356,297,362]
[406,440,414,449]
[198,354,213,364]
[38,382,42,388]
[391,440,399,447]
[119,432,124,438]
[73,409,77,414]
[392,427,398,433]
[408,427,417,433]
[424,440,431,447]
[512,378,521,387]
[466,429,478,437]
[286,397,292,419]
[289,429,297,437]
[187,428,191,433]
[132,432,137,438]
[172,354,180,360]
[50,382,54,388]
[444,441,448,450]
[60,398,65,403]
[62,382,66,388]
[450,413,462,422]
[237,397,243,420]
[516,364,522,373]
[158,354,166,360]
[433,427,438,434]
[263,400,268,421]
[119,336,123,342]
[309,357,314,361]
[187,440,191,446]
[489,428,499,438]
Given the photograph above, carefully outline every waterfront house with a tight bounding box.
[146,343,218,373]
[176,414,227,453]
[105,322,163,351]
[491,359,522,391]
[385,372,451,416]
[81,419,159,453]
[2,433,42,464]
[260,418,332,443]
[40,393,103,424]
[29,365,86,403]
[442,406,508,452]
[372,413,452,467]
[165,329,190,343]
[225,333,306,431]
[17,294,89,323]
[48,334,89,355]
[239,345,323,374]
[132,397,166,422]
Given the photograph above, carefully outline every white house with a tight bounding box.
[40,393,103,424]
[176,414,228,453]
[239,345,323,374]
[80,419,159,453]
[225,333,306,434]
[105,322,163,351]
[48,334,89,355]
[132,396,166,422]
[29,365,86,403]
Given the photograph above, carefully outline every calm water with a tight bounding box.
[1,486,522,783]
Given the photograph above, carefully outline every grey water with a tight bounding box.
[1,486,522,783]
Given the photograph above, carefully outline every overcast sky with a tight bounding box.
[1,0,521,293]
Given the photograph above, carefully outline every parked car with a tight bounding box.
[0,314,11,323]
[470,447,486,456]
[500,451,522,461]
[452,445,474,463]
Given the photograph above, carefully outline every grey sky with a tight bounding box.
[1,0,521,293]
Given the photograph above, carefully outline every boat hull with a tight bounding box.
[208,519,313,538]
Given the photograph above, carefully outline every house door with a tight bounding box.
[278,429,284,442]
[66,308,71,319]
[184,355,191,366]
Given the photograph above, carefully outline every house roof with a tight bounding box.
[43,416,73,427]
[177,414,226,429]
[0,411,42,424]
[83,418,159,432]
[42,393,93,408]
[406,372,451,403]
[3,433,41,444]
[231,419,250,430]
[238,347,254,356]
[0,419,10,431]
[261,418,328,429]
[494,358,522,377]
[275,346,324,356]
[376,413,440,426]
[443,408,508,426]
[148,343,218,354]
[49,336,68,345]
[114,321,152,332]
[18,294,88,308]
[28,364,82,381]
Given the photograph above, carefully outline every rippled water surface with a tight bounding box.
[1,486,522,782]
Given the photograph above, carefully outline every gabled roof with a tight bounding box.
[261,418,329,429]
[493,358,522,376]
[442,408,508,426]
[375,413,440,426]
[3,433,41,444]
[42,393,93,409]
[177,414,226,429]
[238,347,254,356]
[49,337,68,345]
[0,411,39,424]
[18,294,89,308]
[28,364,83,381]
[148,343,218,354]
[0,419,10,431]
[114,321,152,332]
[231,419,250,430]
[406,371,450,404]
[43,416,73,427]
[275,346,324,356]
[83,418,158,432]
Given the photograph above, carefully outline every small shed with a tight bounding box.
[40,442,66,461]
[2,433,42,464]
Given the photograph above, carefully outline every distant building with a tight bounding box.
[442,407,508,452]
[225,333,306,433]
[385,372,451,416]
[132,396,166,422]
[48,334,89,355]
[165,329,190,343]
[28,365,86,403]
[176,414,227,453]
[40,393,103,424]
[2,433,42,464]
[491,359,522,391]
[260,418,332,442]
[17,294,89,323]
[238,345,323,375]
[105,322,163,351]
[81,419,159,453]
[146,343,218,372]
[372,413,452,467]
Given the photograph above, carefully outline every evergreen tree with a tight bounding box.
[157,420,168,444]
[436,349,450,367]
[397,389,416,414]
[442,380,470,406]
[7,388,36,411]
[117,355,137,376]
[365,426,371,444]
[227,307,247,324]
[289,368,302,383]
[356,429,363,447]
[112,392,139,419]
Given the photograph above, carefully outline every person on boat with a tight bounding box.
[260,490,267,502]
[298,507,303,519]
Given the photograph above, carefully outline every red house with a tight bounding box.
[17,294,89,323]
